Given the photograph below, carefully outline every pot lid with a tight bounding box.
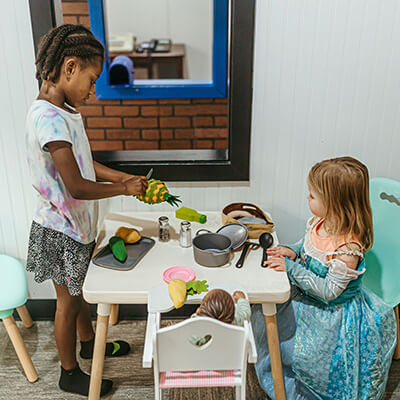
[216,223,248,250]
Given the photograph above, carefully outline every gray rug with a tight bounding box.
[0,320,398,399]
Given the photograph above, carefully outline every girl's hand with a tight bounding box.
[264,256,287,271]
[267,246,297,260]
[123,176,147,196]
[232,290,246,302]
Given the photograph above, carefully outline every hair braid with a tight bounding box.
[35,24,104,83]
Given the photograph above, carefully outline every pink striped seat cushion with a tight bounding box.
[159,369,235,388]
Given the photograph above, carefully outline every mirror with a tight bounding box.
[88,0,228,99]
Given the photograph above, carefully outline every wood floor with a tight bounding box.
[0,320,398,399]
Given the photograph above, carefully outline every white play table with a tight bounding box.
[83,211,290,400]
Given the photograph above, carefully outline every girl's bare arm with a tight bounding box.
[47,141,146,200]
[93,160,135,183]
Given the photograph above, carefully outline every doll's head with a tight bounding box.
[196,289,235,324]
[307,156,373,250]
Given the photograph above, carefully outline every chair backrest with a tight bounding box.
[364,178,400,307]
[154,316,249,372]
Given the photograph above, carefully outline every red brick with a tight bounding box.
[193,116,213,127]
[62,2,89,15]
[173,105,198,116]
[104,106,139,116]
[125,141,159,150]
[87,96,120,105]
[90,140,123,151]
[141,106,172,117]
[87,117,122,128]
[159,99,191,104]
[86,129,104,139]
[63,15,78,24]
[142,129,160,139]
[197,105,228,115]
[194,140,213,149]
[214,139,229,149]
[174,104,228,116]
[160,117,191,128]
[194,128,228,138]
[214,116,228,127]
[192,99,214,104]
[78,15,91,28]
[122,99,158,105]
[124,117,158,128]
[174,129,195,139]
[79,105,103,116]
[106,129,140,139]
[160,129,173,139]
[160,140,192,149]
[214,98,229,104]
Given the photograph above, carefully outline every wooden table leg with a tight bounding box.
[262,303,286,400]
[3,315,38,382]
[394,305,400,360]
[110,304,119,326]
[88,303,111,400]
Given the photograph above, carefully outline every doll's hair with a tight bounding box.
[197,289,235,324]
[35,24,104,83]
[308,156,373,251]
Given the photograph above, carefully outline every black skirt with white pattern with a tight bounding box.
[26,221,96,296]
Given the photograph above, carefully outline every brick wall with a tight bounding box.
[62,0,229,151]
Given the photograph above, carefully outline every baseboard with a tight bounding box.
[13,299,197,321]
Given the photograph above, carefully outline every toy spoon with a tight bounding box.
[259,233,273,267]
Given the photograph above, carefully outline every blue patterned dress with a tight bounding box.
[251,219,396,400]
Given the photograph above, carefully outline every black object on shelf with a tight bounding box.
[109,56,134,85]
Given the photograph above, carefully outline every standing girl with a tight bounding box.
[252,157,396,399]
[25,24,147,397]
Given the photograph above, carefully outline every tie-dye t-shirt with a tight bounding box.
[26,100,98,244]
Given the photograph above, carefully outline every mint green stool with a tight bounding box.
[364,177,400,360]
[0,254,38,382]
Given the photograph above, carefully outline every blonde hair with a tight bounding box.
[308,156,373,251]
[197,289,235,324]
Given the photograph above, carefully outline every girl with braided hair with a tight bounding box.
[25,24,147,397]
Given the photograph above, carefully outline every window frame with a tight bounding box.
[28,0,255,182]
[88,0,228,99]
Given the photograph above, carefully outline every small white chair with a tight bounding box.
[147,312,257,400]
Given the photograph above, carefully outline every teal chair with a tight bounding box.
[364,178,400,360]
[0,254,38,382]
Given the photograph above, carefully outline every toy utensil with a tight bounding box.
[259,233,274,267]
[145,168,153,180]
[236,242,260,268]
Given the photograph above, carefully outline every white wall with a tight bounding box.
[105,0,213,80]
[1,0,400,298]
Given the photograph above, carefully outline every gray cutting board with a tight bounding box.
[92,237,155,271]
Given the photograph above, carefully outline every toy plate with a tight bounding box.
[163,267,196,283]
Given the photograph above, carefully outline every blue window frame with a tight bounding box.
[88,0,228,99]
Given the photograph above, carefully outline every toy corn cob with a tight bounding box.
[136,178,181,207]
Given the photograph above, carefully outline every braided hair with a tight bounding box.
[35,24,104,83]
[197,289,235,324]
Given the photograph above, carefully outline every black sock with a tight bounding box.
[59,363,112,397]
[80,338,131,359]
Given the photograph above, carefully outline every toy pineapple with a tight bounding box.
[136,178,181,207]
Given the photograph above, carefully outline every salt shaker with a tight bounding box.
[158,216,170,242]
[179,221,192,248]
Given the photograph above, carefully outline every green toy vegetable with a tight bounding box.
[186,280,209,296]
[109,236,127,262]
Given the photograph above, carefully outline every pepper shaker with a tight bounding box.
[179,221,192,248]
[158,216,170,242]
